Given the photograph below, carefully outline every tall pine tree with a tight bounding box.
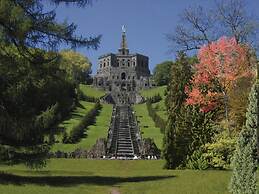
[229,80,258,194]
[163,52,194,169]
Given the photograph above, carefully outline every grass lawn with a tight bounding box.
[0,159,240,194]
[140,85,167,98]
[55,101,95,142]
[52,103,113,152]
[140,86,168,121]
[134,103,163,149]
[152,100,168,121]
[79,84,106,98]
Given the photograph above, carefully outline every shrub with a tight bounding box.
[202,130,236,169]
[186,149,209,170]
[146,94,162,103]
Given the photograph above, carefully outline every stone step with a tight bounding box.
[107,105,140,158]
[117,150,134,154]
[118,134,131,137]
[118,142,131,145]
[117,148,133,151]
[118,145,132,148]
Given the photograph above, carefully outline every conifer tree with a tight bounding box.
[229,81,258,194]
[163,52,193,169]
[0,0,100,166]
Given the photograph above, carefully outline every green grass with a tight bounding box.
[0,159,239,194]
[134,103,163,149]
[140,86,168,121]
[52,104,113,152]
[140,85,167,98]
[79,84,106,98]
[152,100,168,121]
[55,101,95,142]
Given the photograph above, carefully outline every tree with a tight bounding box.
[163,52,194,169]
[185,37,254,121]
[229,81,258,194]
[0,0,100,52]
[59,50,92,84]
[168,0,259,52]
[0,0,100,167]
[229,76,254,131]
[153,61,173,86]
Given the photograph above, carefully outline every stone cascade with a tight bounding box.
[107,105,141,158]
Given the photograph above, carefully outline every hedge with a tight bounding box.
[62,101,102,143]
[146,100,166,133]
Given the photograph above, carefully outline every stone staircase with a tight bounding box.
[107,105,141,158]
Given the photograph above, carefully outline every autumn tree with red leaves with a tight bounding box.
[186,37,254,121]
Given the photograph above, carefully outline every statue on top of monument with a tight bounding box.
[122,25,126,33]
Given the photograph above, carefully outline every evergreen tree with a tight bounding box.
[229,81,258,194]
[0,0,99,167]
[163,52,194,169]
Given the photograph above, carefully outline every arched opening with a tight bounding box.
[121,72,126,80]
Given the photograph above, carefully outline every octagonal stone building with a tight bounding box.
[93,27,152,104]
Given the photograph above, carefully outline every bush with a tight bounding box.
[146,94,162,103]
[202,130,236,169]
[186,149,209,170]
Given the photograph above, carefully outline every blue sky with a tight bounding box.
[53,0,259,74]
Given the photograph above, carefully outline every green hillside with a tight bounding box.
[56,101,95,142]
[52,103,112,152]
[79,84,106,98]
[134,104,163,149]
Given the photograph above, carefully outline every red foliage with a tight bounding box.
[186,37,253,112]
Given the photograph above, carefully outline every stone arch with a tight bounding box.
[121,72,126,80]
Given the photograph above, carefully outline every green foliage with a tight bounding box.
[163,52,196,169]
[52,103,113,152]
[0,144,50,168]
[59,50,92,84]
[0,0,99,166]
[229,76,254,132]
[153,61,173,86]
[146,94,162,103]
[0,0,100,51]
[229,81,258,194]
[186,149,209,170]
[202,130,236,169]
[35,103,58,131]
[141,86,168,121]
[146,101,166,133]
[68,102,102,143]
[0,46,76,166]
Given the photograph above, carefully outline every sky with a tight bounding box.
[52,0,259,74]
